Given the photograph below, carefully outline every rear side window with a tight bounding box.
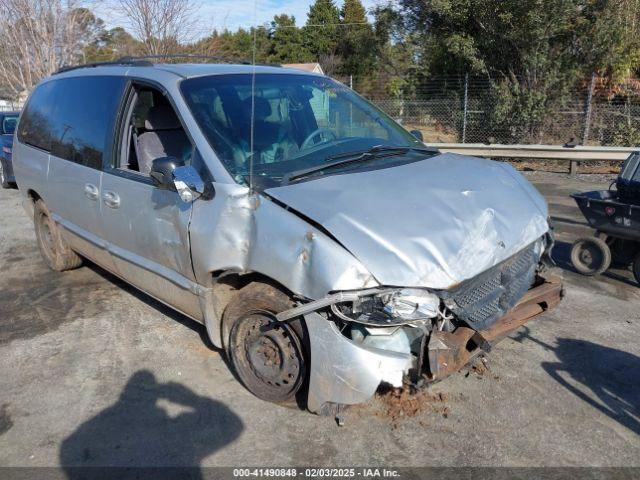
[18,81,57,151]
[19,76,126,169]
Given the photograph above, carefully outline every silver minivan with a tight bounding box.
[13,61,563,414]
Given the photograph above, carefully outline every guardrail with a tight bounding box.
[429,143,637,174]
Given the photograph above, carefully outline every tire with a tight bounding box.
[223,282,308,406]
[633,253,640,287]
[0,159,10,189]
[33,199,83,271]
[570,236,611,276]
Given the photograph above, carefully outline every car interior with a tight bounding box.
[119,87,192,175]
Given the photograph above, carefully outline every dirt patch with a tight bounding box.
[511,159,623,175]
[372,385,453,428]
[0,264,123,346]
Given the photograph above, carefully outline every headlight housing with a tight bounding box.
[332,288,440,326]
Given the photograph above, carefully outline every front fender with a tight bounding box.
[189,183,379,346]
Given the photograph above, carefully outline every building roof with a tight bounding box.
[282,63,324,74]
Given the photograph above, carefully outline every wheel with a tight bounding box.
[33,199,83,271]
[223,282,308,406]
[0,159,11,189]
[633,253,640,287]
[570,236,611,276]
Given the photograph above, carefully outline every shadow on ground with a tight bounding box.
[513,327,640,436]
[59,370,243,478]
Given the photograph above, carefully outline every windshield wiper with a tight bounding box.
[326,145,435,162]
[283,145,437,184]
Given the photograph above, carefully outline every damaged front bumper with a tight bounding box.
[296,272,563,415]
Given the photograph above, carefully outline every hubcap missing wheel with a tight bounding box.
[243,314,301,389]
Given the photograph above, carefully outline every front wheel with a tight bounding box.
[570,236,611,276]
[223,282,308,406]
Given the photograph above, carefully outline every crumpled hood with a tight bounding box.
[266,153,549,290]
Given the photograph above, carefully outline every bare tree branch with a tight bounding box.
[114,0,199,56]
[0,0,96,101]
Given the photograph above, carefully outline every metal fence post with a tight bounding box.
[573,72,598,175]
[462,73,469,143]
[582,72,597,144]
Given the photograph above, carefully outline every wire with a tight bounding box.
[248,0,257,192]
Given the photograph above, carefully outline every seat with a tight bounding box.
[239,97,298,163]
[136,105,191,175]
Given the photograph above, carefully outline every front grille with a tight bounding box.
[444,241,540,330]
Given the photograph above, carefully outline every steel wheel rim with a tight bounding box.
[243,312,301,389]
[232,310,305,401]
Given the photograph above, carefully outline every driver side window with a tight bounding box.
[118,85,193,176]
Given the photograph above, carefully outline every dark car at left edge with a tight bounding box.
[0,111,19,189]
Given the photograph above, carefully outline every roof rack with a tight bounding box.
[55,59,153,74]
[117,54,281,67]
[53,54,282,76]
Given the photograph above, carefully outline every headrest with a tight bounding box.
[243,97,272,121]
[144,105,182,130]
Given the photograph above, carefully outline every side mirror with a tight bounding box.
[150,156,184,190]
[410,129,424,142]
[173,165,206,203]
[150,157,206,203]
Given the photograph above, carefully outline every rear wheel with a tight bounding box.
[223,282,308,406]
[0,159,11,189]
[570,236,611,276]
[34,199,82,271]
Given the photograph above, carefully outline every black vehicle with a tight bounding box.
[570,151,640,285]
[0,110,19,188]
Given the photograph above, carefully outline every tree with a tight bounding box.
[393,0,640,142]
[269,15,310,63]
[0,0,100,100]
[115,0,199,56]
[304,0,340,59]
[338,0,374,78]
[194,27,271,63]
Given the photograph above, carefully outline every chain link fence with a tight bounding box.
[347,74,640,147]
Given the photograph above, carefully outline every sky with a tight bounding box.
[95,0,384,38]
[198,0,381,31]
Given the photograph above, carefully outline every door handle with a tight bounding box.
[84,183,99,201]
[102,190,121,209]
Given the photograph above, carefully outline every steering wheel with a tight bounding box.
[300,128,337,151]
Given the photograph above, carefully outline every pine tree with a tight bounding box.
[304,0,341,59]
[269,15,310,63]
[339,0,374,78]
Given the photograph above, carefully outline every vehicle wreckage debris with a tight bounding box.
[465,356,500,380]
[373,385,453,427]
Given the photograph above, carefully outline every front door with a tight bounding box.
[98,83,202,320]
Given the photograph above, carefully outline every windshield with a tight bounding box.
[180,74,424,187]
[2,115,17,135]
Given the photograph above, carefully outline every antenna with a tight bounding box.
[248,0,258,192]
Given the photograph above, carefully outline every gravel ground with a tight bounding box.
[0,172,638,470]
